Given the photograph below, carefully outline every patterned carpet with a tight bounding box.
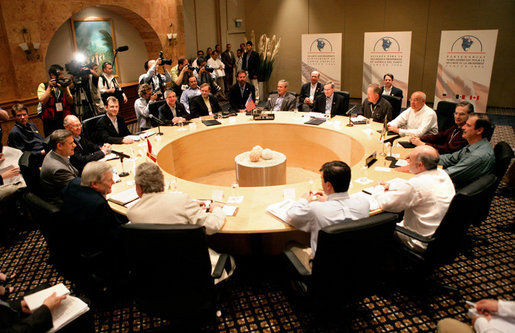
[1,118,513,332]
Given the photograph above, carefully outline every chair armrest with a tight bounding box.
[211,253,229,279]
[395,225,434,244]
[284,249,311,277]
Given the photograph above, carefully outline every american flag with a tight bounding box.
[245,95,256,111]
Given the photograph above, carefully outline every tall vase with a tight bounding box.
[258,81,267,103]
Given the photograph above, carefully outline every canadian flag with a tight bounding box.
[146,138,157,162]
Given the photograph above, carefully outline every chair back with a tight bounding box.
[82,114,104,143]
[121,223,215,320]
[18,152,41,194]
[425,173,497,261]
[436,101,457,132]
[382,95,402,119]
[493,141,514,181]
[148,100,166,127]
[334,90,350,115]
[311,213,398,302]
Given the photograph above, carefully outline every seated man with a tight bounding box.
[380,73,403,100]
[158,90,189,124]
[298,71,324,111]
[410,101,473,154]
[7,103,46,166]
[374,146,455,253]
[96,96,134,145]
[228,70,256,112]
[62,161,127,277]
[40,129,78,206]
[286,161,370,267]
[439,113,495,189]
[179,76,201,114]
[189,83,222,118]
[63,115,110,174]
[359,83,393,122]
[312,82,346,117]
[134,83,158,131]
[388,91,438,137]
[127,162,235,284]
[264,80,297,111]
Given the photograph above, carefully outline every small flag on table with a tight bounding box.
[146,139,156,162]
[245,95,256,111]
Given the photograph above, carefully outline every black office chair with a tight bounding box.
[82,114,104,143]
[148,99,166,127]
[284,213,398,315]
[18,151,42,194]
[121,223,232,326]
[334,90,350,115]
[382,94,402,119]
[395,173,497,290]
[436,101,457,132]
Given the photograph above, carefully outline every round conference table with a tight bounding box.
[106,112,412,253]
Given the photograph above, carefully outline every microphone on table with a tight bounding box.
[148,114,165,136]
[346,105,358,127]
[111,150,131,177]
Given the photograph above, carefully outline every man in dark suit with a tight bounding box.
[158,90,190,124]
[242,41,260,101]
[189,83,222,118]
[96,96,134,145]
[64,115,110,174]
[312,82,345,117]
[380,73,403,100]
[264,80,297,111]
[298,71,324,111]
[221,44,236,94]
[40,129,78,206]
[359,84,393,123]
[229,70,256,112]
[61,161,127,280]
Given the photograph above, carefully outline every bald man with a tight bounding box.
[298,71,324,111]
[388,91,438,137]
[373,145,455,253]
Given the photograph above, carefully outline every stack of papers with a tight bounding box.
[267,199,295,223]
[108,187,139,206]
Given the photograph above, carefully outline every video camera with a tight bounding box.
[159,51,172,66]
[187,64,214,73]
[65,60,92,78]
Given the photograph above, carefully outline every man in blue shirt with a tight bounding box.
[439,113,495,189]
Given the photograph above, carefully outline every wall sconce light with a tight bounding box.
[19,28,40,61]
[234,19,243,28]
[167,23,177,45]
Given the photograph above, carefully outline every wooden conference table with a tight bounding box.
[106,112,412,252]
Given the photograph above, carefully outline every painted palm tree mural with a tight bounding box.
[72,19,118,76]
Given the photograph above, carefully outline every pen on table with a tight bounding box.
[466,300,476,307]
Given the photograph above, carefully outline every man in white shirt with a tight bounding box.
[134,83,158,131]
[388,91,438,137]
[374,145,455,253]
[138,57,172,99]
[207,50,226,99]
[127,162,235,284]
[98,62,127,105]
[298,71,324,111]
[286,161,370,268]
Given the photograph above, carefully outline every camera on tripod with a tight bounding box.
[159,51,173,66]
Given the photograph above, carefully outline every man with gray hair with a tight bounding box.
[40,129,78,205]
[312,81,346,117]
[62,161,127,277]
[127,162,235,283]
[264,80,297,111]
[373,145,455,253]
[298,71,324,111]
[359,83,393,122]
[158,90,189,124]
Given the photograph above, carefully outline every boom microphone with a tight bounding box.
[115,46,129,52]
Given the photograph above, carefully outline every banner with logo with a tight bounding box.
[434,30,498,113]
[301,33,342,90]
[362,31,412,108]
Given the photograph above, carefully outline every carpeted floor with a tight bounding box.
[1,114,513,332]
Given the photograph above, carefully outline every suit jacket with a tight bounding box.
[189,95,222,118]
[0,299,53,333]
[158,102,190,123]
[70,136,105,174]
[381,85,403,99]
[298,82,324,110]
[359,96,393,123]
[242,50,260,78]
[264,93,297,111]
[229,82,256,111]
[312,93,346,117]
[96,114,131,144]
[40,150,78,206]
[221,50,235,67]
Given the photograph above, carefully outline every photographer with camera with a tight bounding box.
[98,62,127,105]
[170,57,192,100]
[193,57,224,101]
[37,64,74,136]
[67,60,106,120]
[138,52,172,99]
[134,83,158,131]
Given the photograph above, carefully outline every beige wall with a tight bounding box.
[243,0,515,107]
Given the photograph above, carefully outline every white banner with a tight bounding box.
[434,30,498,113]
[362,31,412,108]
[301,33,342,90]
